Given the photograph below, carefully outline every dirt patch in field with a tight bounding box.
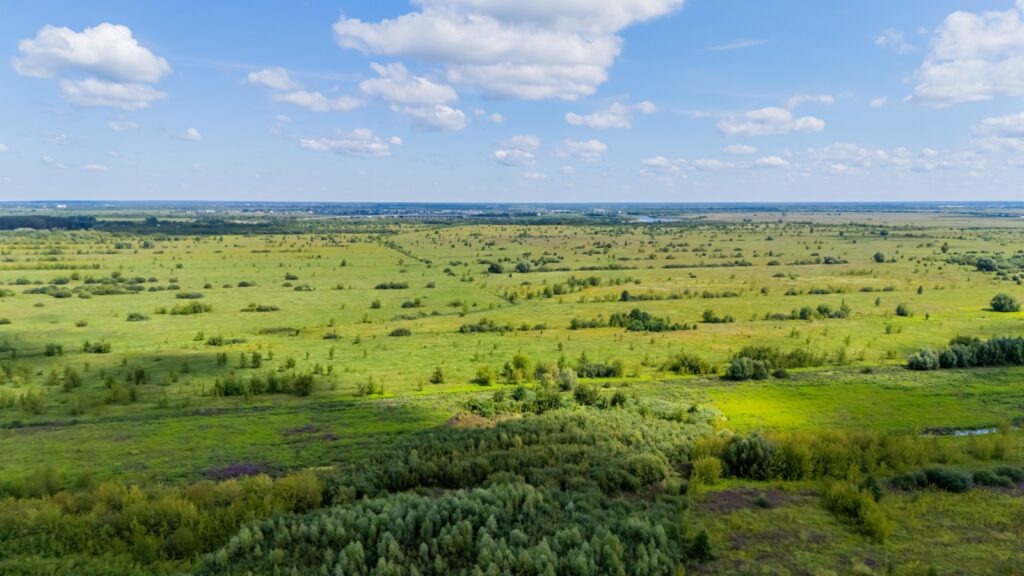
[697,487,807,515]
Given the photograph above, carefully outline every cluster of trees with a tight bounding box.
[212,370,315,397]
[0,470,325,573]
[570,308,695,332]
[908,335,1024,370]
[162,301,212,315]
[197,481,707,576]
[457,318,545,333]
[692,430,1016,486]
[762,302,850,321]
[701,309,735,324]
[723,345,824,380]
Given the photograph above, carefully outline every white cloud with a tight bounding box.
[875,28,915,54]
[809,142,897,169]
[754,155,790,168]
[14,23,170,82]
[565,100,655,129]
[83,163,109,172]
[869,97,888,108]
[59,77,166,111]
[182,127,202,141]
[13,23,170,109]
[273,91,364,112]
[702,38,767,52]
[398,104,467,131]
[360,62,457,105]
[489,113,505,123]
[333,0,683,100]
[974,111,1024,151]
[247,66,363,113]
[357,63,466,130]
[723,144,757,155]
[0,143,7,153]
[298,128,399,158]
[494,134,540,166]
[641,156,678,173]
[786,94,834,109]
[717,107,825,136]
[692,158,733,170]
[976,111,1024,137]
[910,3,1024,106]
[523,171,546,180]
[108,120,138,132]
[247,67,298,91]
[558,138,607,161]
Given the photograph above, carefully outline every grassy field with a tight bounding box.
[0,208,1022,574]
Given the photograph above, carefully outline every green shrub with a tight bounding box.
[990,293,1020,312]
[824,481,893,542]
[691,456,722,485]
[722,434,775,480]
[973,470,1014,488]
[907,348,940,370]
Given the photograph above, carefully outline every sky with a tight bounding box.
[1,0,1024,203]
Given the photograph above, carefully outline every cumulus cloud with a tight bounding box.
[723,144,757,155]
[359,62,457,105]
[182,127,202,141]
[869,97,888,108]
[494,134,540,166]
[357,63,466,131]
[692,158,733,170]
[522,171,546,180]
[83,163,109,172]
[640,156,679,175]
[910,3,1024,106]
[247,66,363,112]
[565,100,655,129]
[717,107,825,136]
[108,120,138,132]
[333,0,683,100]
[754,155,790,168]
[0,143,8,153]
[272,90,363,112]
[974,111,1024,151]
[489,113,505,123]
[246,67,298,91]
[808,142,902,169]
[875,29,915,54]
[58,77,165,111]
[298,128,400,158]
[399,104,467,131]
[557,138,607,161]
[13,23,170,110]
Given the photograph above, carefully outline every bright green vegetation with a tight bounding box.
[0,207,1022,575]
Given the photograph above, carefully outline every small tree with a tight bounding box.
[872,252,886,263]
[428,366,446,384]
[990,293,1020,313]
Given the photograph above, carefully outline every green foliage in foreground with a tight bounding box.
[197,481,698,576]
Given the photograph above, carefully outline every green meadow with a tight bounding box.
[0,208,1022,575]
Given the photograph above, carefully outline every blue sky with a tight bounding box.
[1,0,1023,202]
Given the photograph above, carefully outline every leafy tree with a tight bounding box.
[990,293,1020,312]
